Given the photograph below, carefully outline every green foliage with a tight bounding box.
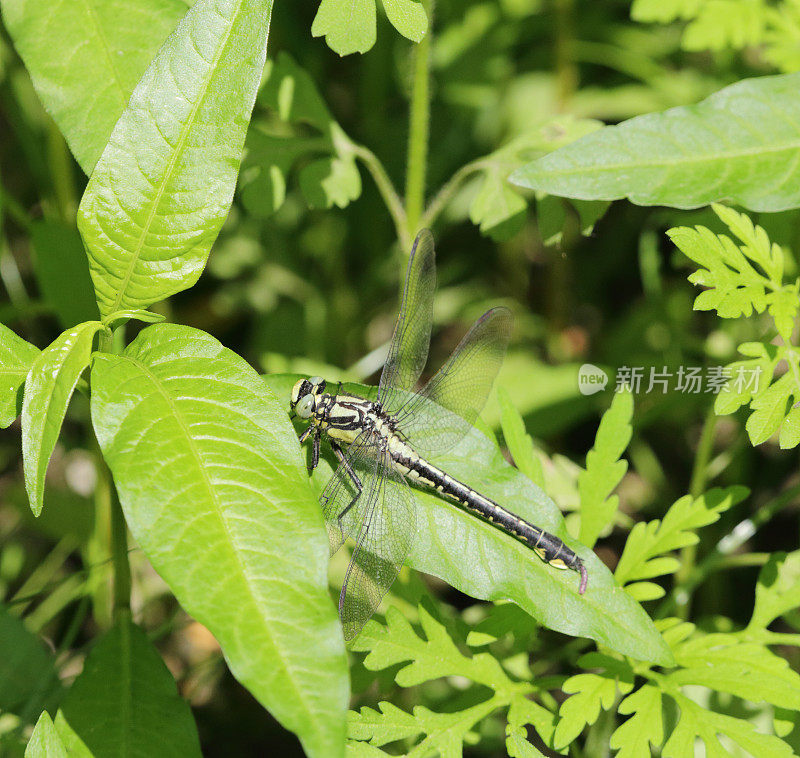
[632,0,800,73]
[21,321,104,516]
[498,386,544,488]
[311,0,428,56]
[91,325,348,758]
[241,53,362,217]
[671,205,800,447]
[0,322,39,428]
[511,73,800,212]
[77,0,272,316]
[747,550,800,631]
[53,616,202,757]
[578,390,633,548]
[26,712,67,758]
[615,487,747,601]
[0,0,186,174]
[348,605,549,757]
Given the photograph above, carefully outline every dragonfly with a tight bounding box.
[291,230,587,640]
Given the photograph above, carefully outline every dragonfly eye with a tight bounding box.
[296,395,315,419]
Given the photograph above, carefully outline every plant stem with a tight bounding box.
[420,159,485,230]
[348,142,409,249]
[553,0,578,109]
[405,0,434,236]
[674,408,717,619]
[110,479,131,617]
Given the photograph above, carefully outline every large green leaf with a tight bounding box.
[90,325,348,758]
[0,322,40,429]
[267,376,673,667]
[22,321,104,516]
[1,0,187,174]
[53,616,201,757]
[77,0,272,317]
[511,73,800,213]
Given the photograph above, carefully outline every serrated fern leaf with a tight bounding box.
[615,487,747,598]
[578,390,633,548]
[609,685,663,758]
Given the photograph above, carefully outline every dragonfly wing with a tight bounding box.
[378,229,436,415]
[394,306,513,457]
[320,432,381,556]
[339,450,417,641]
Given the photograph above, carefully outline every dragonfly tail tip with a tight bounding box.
[578,562,588,595]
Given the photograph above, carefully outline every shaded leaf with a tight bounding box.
[90,324,348,758]
[0,322,40,429]
[498,387,544,488]
[54,616,201,757]
[1,0,186,173]
[22,321,104,516]
[78,0,272,316]
[748,551,800,630]
[511,73,800,212]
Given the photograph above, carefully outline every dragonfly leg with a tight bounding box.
[298,425,312,445]
[331,441,362,525]
[311,431,321,473]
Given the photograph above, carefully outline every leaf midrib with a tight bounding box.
[108,3,240,313]
[118,354,318,729]
[81,0,127,110]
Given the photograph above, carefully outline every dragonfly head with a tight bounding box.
[290,376,327,419]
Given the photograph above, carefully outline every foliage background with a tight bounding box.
[0,0,800,756]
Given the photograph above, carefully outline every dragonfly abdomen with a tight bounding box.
[393,447,587,594]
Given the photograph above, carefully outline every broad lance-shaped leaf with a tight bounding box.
[22,321,105,517]
[78,0,273,317]
[90,325,348,758]
[511,72,800,213]
[53,616,200,757]
[266,376,673,667]
[1,0,187,175]
[0,323,40,429]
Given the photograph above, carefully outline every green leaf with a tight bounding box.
[714,342,778,416]
[0,322,40,429]
[26,712,67,758]
[0,604,61,718]
[578,390,633,548]
[311,0,427,56]
[241,53,361,217]
[498,387,544,488]
[90,325,347,758]
[615,487,747,598]
[101,309,167,330]
[506,697,557,757]
[22,321,104,516]
[746,372,795,445]
[664,692,794,757]
[748,551,800,630]
[669,635,800,709]
[553,653,635,749]
[53,616,201,757]
[1,0,186,174]
[511,73,800,212]
[272,378,672,666]
[30,221,100,328]
[77,0,272,317]
[609,685,663,758]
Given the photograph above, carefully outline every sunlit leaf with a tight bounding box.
[78,0,272,316]
[22,321,104,516]
[748,551,800,630]
[512,73,800,212]
[1,0,186,174]
[91,325,348,758]
[0,322,40,429]
[26,712,67,758]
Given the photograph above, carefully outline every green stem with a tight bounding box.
[348,142,409,249]
[405,0,434,236]
[673,408,717,619]
[420,159,485,230]
[110,480,131,617]
[45,119,76,223]
[553,0,578,109]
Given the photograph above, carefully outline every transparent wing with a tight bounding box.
[378,229,436,415]
[319,432,381,556]
[339,450,417,641]
[393,306,513,457]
